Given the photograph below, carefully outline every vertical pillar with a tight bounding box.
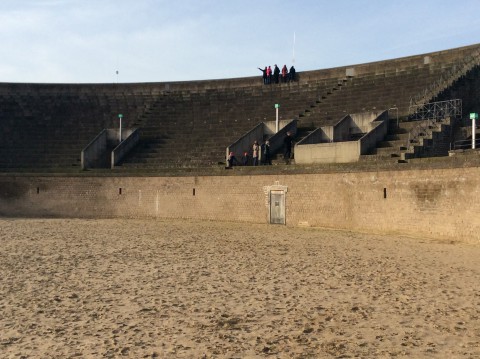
[118,113,123,143]
[471,113,478,149]
[473,118,476,149]
[275,104,280,133]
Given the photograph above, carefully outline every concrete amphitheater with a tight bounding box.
[1,43,480,241]
[3,44,480,359]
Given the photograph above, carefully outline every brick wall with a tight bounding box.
[0,167,479,242]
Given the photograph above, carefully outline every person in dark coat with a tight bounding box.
[227,151,238,167]
[262,140,272,165]
[258,67,267,84]
[241,152,250,166]
[273,64,280,84]
[288,65,296,82]
[283,131,294,164]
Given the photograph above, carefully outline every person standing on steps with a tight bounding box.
[283,131,294,164]
[252,140,260,166]
[262,140,272,165]
[242,152,250,166]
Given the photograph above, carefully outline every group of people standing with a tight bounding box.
[227,140,272,167]
[258,64,296,84]
[227,131,294,167]
[251,140,272,166]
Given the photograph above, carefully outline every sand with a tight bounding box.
[0,218,479,358]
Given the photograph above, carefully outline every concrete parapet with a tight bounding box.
[81,130,107,169]
[111,129,140,169]
[82,128,138,170]
[295,111,388,164]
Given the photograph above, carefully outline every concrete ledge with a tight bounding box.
[2,151,480,178]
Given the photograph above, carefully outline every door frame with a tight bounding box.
[263,181,288,225]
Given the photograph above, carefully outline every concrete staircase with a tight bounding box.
[360,117,453,163]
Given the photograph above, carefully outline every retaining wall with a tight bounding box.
[0,167,478,242]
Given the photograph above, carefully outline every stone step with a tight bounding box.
[358,153,401,162]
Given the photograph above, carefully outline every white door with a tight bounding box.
[270,190,285,224]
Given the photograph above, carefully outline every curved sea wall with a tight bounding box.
[0,166,478,242]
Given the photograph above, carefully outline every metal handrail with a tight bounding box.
[453,138,480,150]
[409,99,462,122]
[406,99,462,149]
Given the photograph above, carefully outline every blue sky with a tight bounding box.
[1,0,479,83]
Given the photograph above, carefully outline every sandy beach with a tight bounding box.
[1,218,479,358]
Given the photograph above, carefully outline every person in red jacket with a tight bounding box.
[266,66,272,84]
[281,65,288,83]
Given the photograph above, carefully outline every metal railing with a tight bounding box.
[452,138,480,150]
[408,99,462,122]
[405,99,462,151]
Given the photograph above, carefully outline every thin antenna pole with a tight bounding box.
[115,56,119,83]
[292,32,296,64]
